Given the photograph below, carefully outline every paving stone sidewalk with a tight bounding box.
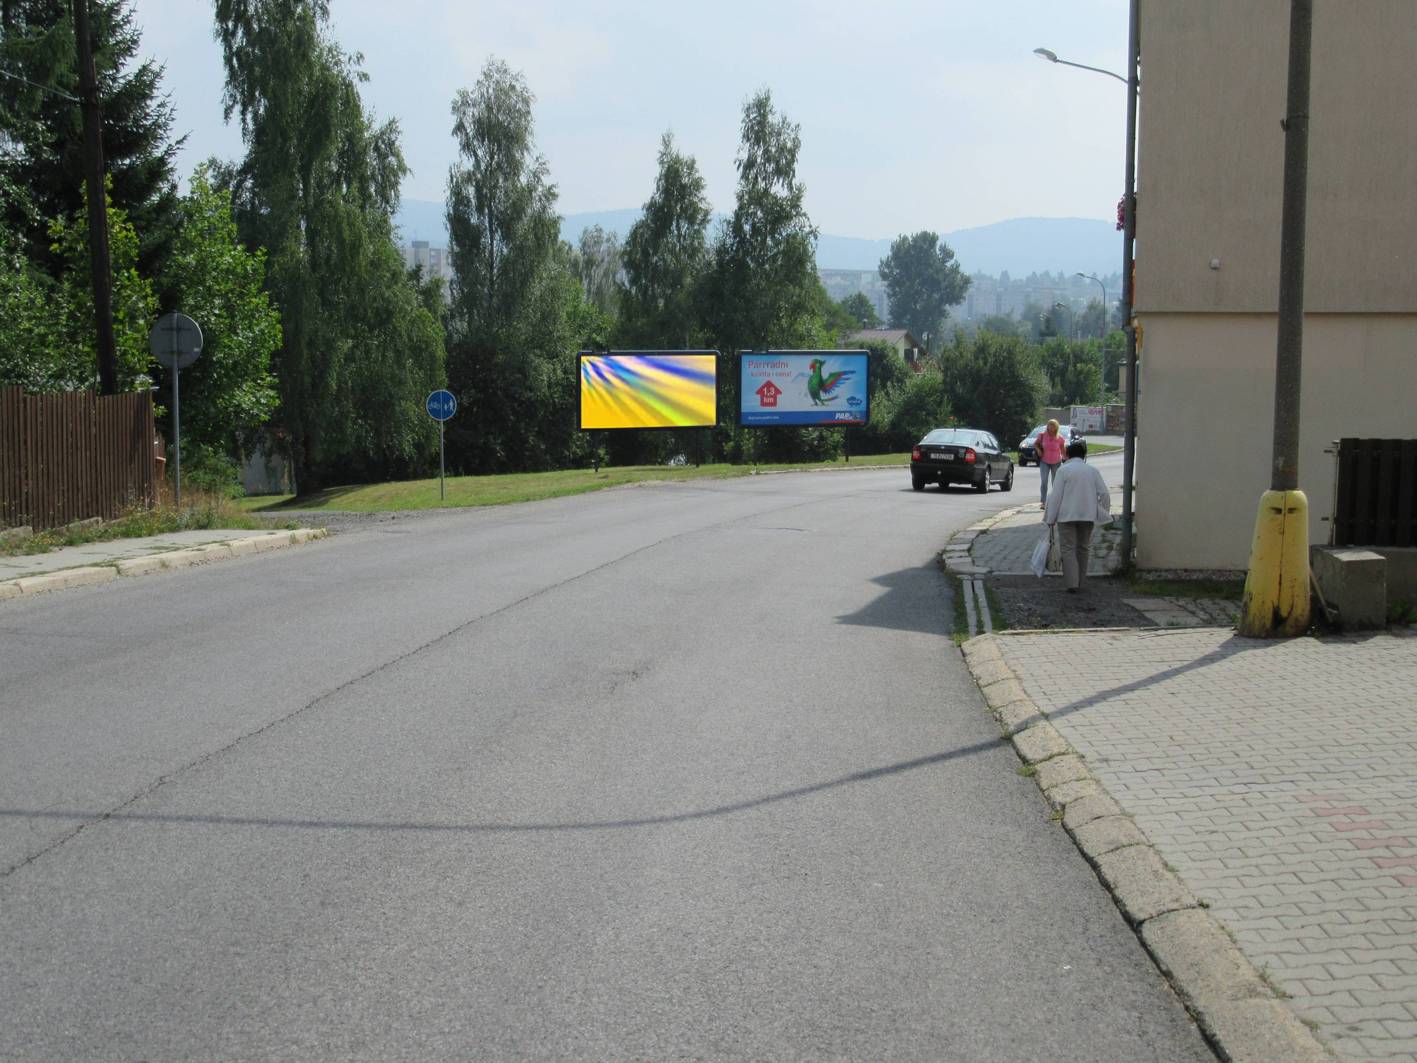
[961,491,1242,629]
[990,627,1417,1062]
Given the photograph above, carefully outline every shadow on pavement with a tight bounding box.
[0,738,1005,838]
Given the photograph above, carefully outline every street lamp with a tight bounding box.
[1032,47,1128,85]
[1076,272,1108,338]
[1051,302,1075,341]
[1035,6,1139,570]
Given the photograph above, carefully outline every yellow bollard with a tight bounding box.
[1238,489,1310,637]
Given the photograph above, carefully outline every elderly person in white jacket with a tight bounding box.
[1042,439,1112,592]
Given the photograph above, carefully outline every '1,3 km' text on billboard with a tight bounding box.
[739,351,870,426]
[578,352,719,430]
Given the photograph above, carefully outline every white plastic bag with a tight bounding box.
[1030,531,1050,578]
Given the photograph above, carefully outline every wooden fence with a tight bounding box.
[1,385,157,531]
[1332,438,1417,548]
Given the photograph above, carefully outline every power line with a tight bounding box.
[0,66,79,102]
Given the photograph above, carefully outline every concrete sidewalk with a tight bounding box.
[1,527,326,601]
[958,501,1417,1062]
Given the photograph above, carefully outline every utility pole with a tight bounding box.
[1238,0,1312,637]
[72,0,118,395]
[1118,0,1139,571]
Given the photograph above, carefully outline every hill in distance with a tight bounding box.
[393,198,1119,278]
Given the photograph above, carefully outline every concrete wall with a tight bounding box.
[1136,1,1417,316]
[1136,313,1417,570]
[1133,1,1417,570]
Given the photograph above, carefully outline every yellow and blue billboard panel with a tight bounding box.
[578,352,719,430]
[740,350,870,426]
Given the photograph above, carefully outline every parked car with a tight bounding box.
[911,428,1015,493]
[1017,424,1082,466]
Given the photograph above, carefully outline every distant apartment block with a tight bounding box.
[822,267,1117,329]
[818,269,889,322]
[399,241,456,290]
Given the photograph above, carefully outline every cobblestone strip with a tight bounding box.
[959,633,1331,1063]
[0,529,328,601]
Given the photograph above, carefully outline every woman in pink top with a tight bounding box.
[1037,419,1066,504]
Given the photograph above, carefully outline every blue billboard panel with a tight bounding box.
[739,351,870,426]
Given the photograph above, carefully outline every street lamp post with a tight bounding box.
[1033,47,1128,85]
[1035,2,1139,570]
[1077,272,1108,338]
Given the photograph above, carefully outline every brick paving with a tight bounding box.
[990,628,1417,1062]
[971,493,1124,577]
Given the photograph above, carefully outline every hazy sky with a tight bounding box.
[135,0,1130,237]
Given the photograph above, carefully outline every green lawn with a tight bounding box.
[237,453,912,513]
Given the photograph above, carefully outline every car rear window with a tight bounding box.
[922,429,977,445]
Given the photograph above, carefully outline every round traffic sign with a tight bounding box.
[426,389,458,422]
[149,312,203,370]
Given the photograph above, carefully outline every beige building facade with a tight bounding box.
[1134,1,1417,569]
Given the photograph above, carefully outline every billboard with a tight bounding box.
[578,351,719,430]
[739,351,870,426]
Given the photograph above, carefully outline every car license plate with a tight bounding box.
[934,451,953,461]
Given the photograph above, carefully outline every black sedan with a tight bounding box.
[911,428,1015,492]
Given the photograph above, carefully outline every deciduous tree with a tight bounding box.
[444,57,568,473]
[215,0,443,490]
[617,132,711,349]
[155,165,281,458]
[940,330,1044,445]
[879,231,969,344]
[837,291,881,329]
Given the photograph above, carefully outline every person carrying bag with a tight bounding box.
[1041,439,1111,593]
[1036,419,1066,506]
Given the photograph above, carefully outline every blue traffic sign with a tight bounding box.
[426,389,458,421]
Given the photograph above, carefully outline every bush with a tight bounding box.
[176,444,244,499]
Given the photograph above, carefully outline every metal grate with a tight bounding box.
[1331,438,1417,547]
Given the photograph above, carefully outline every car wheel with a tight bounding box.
[911,477,925,491]
[1002,463,1014,492]
[974,472,989,493]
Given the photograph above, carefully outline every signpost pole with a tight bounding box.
[439,419,446,501]
[147,312,203,509]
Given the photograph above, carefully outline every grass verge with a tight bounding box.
[1127,575,1245,601]
[983,581,1010,631]
[2,493,278,557]
[237,454,911,513]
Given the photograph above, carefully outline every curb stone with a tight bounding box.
[15,566,117,595]
[1033,753,1089,790]
[1043,778,1103,809]
[1071,815,1151,858]
[1011,722,1070,765]
[1062,793,1124,830]
[958,632,1333,1063]
[1,528,328,601]
[1142,910,1331,1063]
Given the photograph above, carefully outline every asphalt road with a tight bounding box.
[0,463,1209,1061]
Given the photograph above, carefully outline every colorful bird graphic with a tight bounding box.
[807,359,854,405]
